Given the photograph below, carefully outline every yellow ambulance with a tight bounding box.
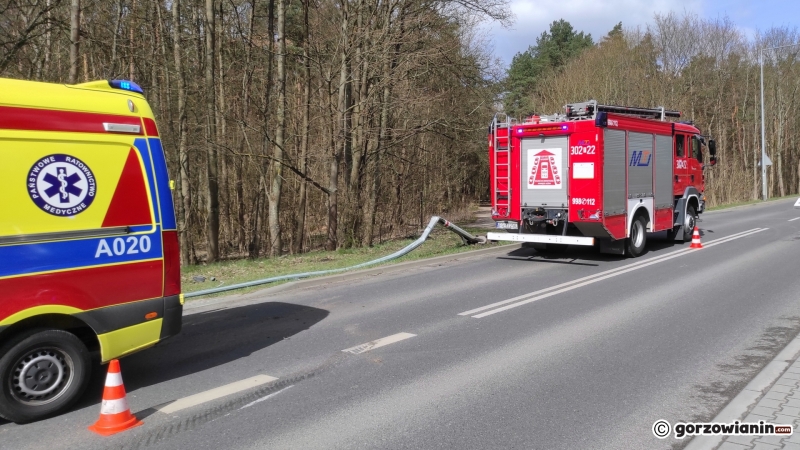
[0,78,182,422]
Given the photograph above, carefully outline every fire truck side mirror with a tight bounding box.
[708,139,717,156]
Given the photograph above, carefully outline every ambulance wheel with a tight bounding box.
[683,204,697,242]
[626,215,647,257]
[0,329,91,423]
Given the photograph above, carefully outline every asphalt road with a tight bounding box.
[2,198,800,450]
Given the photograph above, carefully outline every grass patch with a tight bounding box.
[182,226,500,298]
[708,195,798,211]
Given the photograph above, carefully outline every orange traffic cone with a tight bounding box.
[88,360,142,436]
[689,226,703,249]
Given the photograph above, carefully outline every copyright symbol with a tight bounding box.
[653,419,671,439]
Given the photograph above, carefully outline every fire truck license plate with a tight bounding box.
[495,221,518,230]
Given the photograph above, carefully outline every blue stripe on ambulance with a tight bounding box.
[0,226,163,278]
[133,138,160,224]
[147,138,177,230]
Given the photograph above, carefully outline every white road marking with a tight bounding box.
[240,385,293,410]
[789,217,800,222]
[156,374,278,414]
[465,228,768,319]
[459,228,765,317]
[342,332,416,355]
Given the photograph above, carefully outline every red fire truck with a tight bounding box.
[486,101,717,257]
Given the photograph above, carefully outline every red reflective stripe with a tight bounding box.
[0,106,142,135]
[142,117,159,136]
[0,260,163,319]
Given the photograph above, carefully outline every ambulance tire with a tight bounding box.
[626,215,648,258]
[0,329,91,423]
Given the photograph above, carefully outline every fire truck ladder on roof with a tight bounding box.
[492,113,514,217]
[564,100,681,121]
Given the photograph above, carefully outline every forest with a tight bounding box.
[2,1,799,264]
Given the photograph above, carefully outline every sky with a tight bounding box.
[483,0,800,67]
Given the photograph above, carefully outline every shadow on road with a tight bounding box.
[72,301,329,413]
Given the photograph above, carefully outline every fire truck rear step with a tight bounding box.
[486,232,595,246]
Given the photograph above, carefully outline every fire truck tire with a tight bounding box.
[626,215,648,257]
[683,204,697,242]
[0,328,91,423]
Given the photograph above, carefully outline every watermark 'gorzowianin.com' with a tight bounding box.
[653,419,793,439]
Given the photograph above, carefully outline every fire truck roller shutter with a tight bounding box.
[627,132,655,234]
[520,136,569,209]
[655,135,673,209]
[603,129,626,216]
[627,132,654,198]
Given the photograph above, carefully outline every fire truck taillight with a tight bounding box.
[578,210,602,220]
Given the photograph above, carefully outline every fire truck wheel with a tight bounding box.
[626,215,648,257]
[683,204,697,242]
[0,329,91,423]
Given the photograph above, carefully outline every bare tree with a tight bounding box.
[68,0,79,83]
[204,0,220,261]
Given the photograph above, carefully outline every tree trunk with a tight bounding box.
[129,0,136,80]
[172,0,192,265]
[238,0,256,254]
[293,0,311,254]
[268,0,286,256]
[68,0,80,84]
[205,0,220,262]
[217,1,230,249]
[328,0,348,251]
[250,0,275,258]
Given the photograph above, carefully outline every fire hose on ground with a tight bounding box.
[184,216,486,299]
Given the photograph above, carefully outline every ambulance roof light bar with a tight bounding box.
[108,80,144,94]
[564,100,681,121]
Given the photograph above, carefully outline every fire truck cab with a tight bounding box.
[486,101,717,257]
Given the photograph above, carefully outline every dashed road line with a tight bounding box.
[462,228,768,319]
[788,217,800,222]
[342,332,416,355]
[157,374,279,414]
[240,385,294,410]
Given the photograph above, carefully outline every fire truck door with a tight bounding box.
[689,135,704,188]
[674,134,690,196]
[521,136,569,208]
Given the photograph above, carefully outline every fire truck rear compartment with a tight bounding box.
[521,136,569,209]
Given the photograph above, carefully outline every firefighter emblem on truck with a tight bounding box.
[527,148,562,189]
[27,154,97,217]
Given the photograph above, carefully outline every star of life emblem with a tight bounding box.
[27,154,97,216]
